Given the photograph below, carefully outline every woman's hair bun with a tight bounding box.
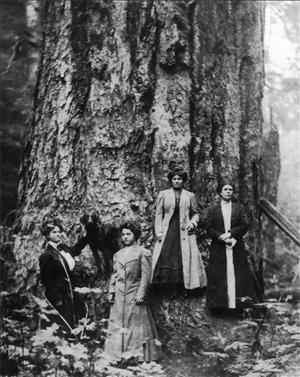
[120,220,141,240]
[216,179,236,194]
[167,166,188,182]
[41,218,64,237]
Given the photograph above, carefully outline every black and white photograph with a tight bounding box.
[0,0,299,376]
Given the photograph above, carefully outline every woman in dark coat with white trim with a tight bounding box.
[206,182,257,313]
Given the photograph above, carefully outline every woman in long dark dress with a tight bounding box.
[206,182,257,314]
[39,219,87,330]
[104,221,161,362]
[151,167,207,295]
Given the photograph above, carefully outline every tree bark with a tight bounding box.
[0,0,40,224]
[261,109,281,263]
[14,0,265,294]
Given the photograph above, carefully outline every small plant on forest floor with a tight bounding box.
[200,300,300,377]
[0,290,166,377]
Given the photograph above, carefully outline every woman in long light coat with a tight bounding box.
[104,221,161,362]
[151,168,207,293]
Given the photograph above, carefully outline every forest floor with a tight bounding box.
[152,294,300,377]
[161,318,237,376]
[0,286,299,377]
[157,296,239,377]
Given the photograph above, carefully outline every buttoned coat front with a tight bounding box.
[151,188,207,290]
[104,245,160,361]
[206,201,257,308]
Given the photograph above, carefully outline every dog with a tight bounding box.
[80,212,121,277]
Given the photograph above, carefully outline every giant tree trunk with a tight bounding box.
[14,0,264,302]
[12,0,265,365]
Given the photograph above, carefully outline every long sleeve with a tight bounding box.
[59,236,88,257]
[71,236,88,256]
[230,206,249,238]
[154,191,164,236]
[39,254,62,305]
[190,193,199,227]
[206,206,223,240]
[137,249,152,299]
[109,255,118,295]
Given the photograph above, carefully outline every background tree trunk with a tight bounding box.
[261,108,280,271]
[14,0,264,298]
[0,0,40,225]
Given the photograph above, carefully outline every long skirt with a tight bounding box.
[206,241,258,309]
[104,293,161,361]
[152,206,183,284]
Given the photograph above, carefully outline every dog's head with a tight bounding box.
[80,211,101,227]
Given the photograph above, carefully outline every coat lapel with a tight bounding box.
[46,244,71,275]
[217,202,225,232]
[179,189,186,208]
[117,245,141,266]
[218,200,236,232]
[46,244,60,261]
[167,188,175,209]
[231,201,238,222]
[179,190,188,222]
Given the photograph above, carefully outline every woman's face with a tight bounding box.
[171,175,183,189]
[48,226,62,244]
[122,228,136,246]
[220,185,234,201]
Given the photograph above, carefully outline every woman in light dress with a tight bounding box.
[104,221,161,362]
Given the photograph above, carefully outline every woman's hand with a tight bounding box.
[219,232,231,241]
[109,293,115,304]
[55,300,63,308]
[156,232,163,242]
[186,222,195,232]
[219,233,227,241]
[134,295,144,305]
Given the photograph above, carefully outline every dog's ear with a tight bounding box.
[80,213,89,225]
[91,212,100,224]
